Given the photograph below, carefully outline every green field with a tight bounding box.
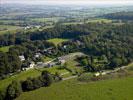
[30,17,64,23]
[0,66,68,92]
[0,25,22,35]
[87,18,112,23]
[0,46,13,52]
[16,76,133,100]
[47,38,69,45]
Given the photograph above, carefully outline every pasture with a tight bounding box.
[0,25,22,35]
[47,38,69,45]
[0,66,69,92]
[16,76,133,100]
[30,17,64,23]
[87,18,112,23]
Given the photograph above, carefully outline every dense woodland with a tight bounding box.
[103,11,133,20]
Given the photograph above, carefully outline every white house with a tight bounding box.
[29,62,35,68]
[101,72,106,75]
[94,72,100,77]
[35,53,42,58]
[19,55,25,61]
[22,62,35,71]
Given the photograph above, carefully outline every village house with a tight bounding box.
[22,61,35,71]
[24,26,31,30]
[19,55,25,61]
[35,53,42,58]
[94,72,100,77]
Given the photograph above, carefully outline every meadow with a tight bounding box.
[0,66,69,92]
[30,17,64,23]
[0,25,22,35]
[47,38,69,45]
[16,76,133,100]
[87,18,112,23]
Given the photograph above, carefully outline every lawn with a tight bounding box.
[0,45,13,52]
[47,38,69,45]
[16,76,133,100]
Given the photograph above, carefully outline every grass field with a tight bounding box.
[30,17,64,23]
[16,76,133,100]
[47,38,69,45]
[87,18,112,23]
[0,45,13,52]
[0,66,69,92]
[0,25,22,35]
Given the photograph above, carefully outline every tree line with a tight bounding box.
[103,11,133,20]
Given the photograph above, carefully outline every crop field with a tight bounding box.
[47,38,69,45]
[16,76,133,100]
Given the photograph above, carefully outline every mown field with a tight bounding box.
[47,38,69,45]
[16,76,133,100]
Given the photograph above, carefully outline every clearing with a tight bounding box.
[47,38,69,45]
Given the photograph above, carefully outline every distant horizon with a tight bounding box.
[1,0,133,6]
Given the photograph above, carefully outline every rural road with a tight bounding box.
[63,76,78,81]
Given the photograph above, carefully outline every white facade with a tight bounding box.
[19,55,25,61]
